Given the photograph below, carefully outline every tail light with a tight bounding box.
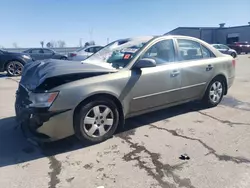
[70,53,77,57]
[232,59,236,67]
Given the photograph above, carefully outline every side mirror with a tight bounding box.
[133,58,156,69]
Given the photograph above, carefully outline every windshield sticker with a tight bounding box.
[123,54,131,59]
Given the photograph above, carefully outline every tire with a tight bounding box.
[74,97,119,144]
[6,61,24,77]
[60,56,67,60]
[202,78,225,107]
[231,52,237,58]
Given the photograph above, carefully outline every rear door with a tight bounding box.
[42,49,54,59]
[218,44,230,54]
[176,39,216,100]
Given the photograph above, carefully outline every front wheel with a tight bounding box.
[202,78,225,107]
[60,56,67,60]
[74,97,120,144]
[6,61,24,77]
[231,52,237,58]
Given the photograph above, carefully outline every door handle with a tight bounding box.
[171,70,180,77]
[206,64,213,71]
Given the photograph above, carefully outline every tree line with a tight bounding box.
[0,40,96,49]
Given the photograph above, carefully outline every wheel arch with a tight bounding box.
[206,74,228,96]
[73,93,125,128]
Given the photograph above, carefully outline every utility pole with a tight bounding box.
[89,27,93,41]
[79,38,82,47]
[107,38,109,44]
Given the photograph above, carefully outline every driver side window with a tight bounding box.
[141,39,176,65]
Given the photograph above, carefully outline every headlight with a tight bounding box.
[29,92,59,108]
[22,55,31,59]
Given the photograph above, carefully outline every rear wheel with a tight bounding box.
[202,78,225,107]
[6,61,24,77]
[74,97,119,144]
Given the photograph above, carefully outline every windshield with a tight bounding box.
[86,37,153,69]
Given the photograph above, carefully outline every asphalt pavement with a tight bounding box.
[0,55,250,188]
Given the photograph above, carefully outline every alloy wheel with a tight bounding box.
[7,61,23,76]
[82,105,114,138]
[209,81,223,103]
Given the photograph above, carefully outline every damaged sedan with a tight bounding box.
[15,35,235,144]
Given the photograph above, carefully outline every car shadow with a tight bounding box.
[0,102,208,168]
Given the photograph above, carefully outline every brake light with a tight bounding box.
[70,53,76,57]
[232,59,236,67]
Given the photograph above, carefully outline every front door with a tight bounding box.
[128,39,182,113]
[176,39,215,100]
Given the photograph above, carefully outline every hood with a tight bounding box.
[20,59,118,91]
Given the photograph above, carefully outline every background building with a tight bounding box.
[165,24,250,44]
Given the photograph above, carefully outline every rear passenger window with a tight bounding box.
[177,39,203,61]
[201,45,214,58]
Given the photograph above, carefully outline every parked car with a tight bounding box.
[227,42,250,54]
[0,49,33,76]
[23,48,67,60]
[67,45,103,61]
[15,35,235,144]
[211,44,237,58]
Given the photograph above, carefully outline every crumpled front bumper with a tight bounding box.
[16,107,75,142]
[15,83,76,143]
[15,84,75,143]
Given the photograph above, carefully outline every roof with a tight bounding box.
[165,25,250,35]
[165,27,218,35]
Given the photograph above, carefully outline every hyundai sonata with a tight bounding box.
[15,35,235,144]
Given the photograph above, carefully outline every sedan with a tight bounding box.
[23,48,67,60]
[212,44,237,58]
[0,49,33,76]
[67,45,103,61]
[228,42,250,54]
[15,35,235,144]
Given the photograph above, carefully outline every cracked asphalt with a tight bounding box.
[0,55,250,188]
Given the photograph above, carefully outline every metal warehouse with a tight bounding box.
[165,24,250,45]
